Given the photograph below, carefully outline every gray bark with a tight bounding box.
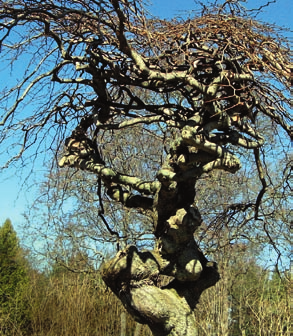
[134,323,143,336]
[120,311,127,336]
[0,1,289,335]
[101,208,219,336]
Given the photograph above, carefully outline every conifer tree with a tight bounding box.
[0,1,290,334]
[0,219,30,333]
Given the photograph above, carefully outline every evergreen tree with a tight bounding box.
[0,0,290,333]
[0,219,30,334]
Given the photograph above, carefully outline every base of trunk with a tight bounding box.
[101,244,219,336]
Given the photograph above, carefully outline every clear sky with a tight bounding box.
[0,0,292,233]
[149,0,292,27]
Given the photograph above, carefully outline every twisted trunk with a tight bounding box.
[101,207,219,336]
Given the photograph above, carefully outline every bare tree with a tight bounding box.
[0,1,291,335]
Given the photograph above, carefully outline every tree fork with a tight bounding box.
[101,207,220,336]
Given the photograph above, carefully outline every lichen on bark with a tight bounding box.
[101,206,219,336]
[0,0,290,335]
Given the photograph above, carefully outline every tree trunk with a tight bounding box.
[120,311,127,336]
[134,323,143,336]
[101,207,219,336]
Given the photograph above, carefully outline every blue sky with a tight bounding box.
[0,0,292,233]
[150,0,292,26]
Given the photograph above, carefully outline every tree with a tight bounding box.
[0,1,291,335]
[0,219,30,333]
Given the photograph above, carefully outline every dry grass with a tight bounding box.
[23,272,152,336]
[1,269,289,336]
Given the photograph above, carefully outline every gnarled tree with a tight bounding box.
[0,1,291,335]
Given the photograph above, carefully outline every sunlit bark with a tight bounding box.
[0,0,291,334]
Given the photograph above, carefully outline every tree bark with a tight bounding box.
[134,323,143,336]
[120,311,127,336]
[101,207,219,336]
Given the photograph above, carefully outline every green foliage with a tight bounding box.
[0,219,31,334]
[226,253,289,335]
[194,243,290,336]
[0,233,288,335]
[267,267,287,300]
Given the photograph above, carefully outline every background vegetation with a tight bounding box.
[0,0,291,334]
[0,220,290,336]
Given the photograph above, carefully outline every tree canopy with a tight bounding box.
[0,1,291,335]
